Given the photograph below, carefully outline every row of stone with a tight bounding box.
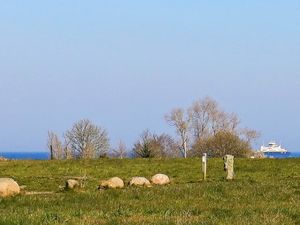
[67,174,171,190]
[0,174,171,197]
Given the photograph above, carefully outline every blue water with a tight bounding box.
[0,152,300,160]
[266,152,300,158]
[287,152,300,158]
[0,152,49,160]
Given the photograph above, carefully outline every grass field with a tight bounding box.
[0,158,299,225]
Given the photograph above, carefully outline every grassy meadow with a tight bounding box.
[0,158,299,225]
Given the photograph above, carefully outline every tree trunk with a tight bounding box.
[50,145,54,160]
[183,139,187,158]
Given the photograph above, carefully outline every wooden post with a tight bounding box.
[202,153,207,181]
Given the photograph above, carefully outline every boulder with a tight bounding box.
[150,174,170,185]
[98,177,124,189]
[0,178,20,197]
[66,179,80,189]
[129,177,151,187]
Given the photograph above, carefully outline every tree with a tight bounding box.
[189,97,240,140]
[165,108,191,158]
[63,136,74,159]
[192,131,253,157]
[47,131,64,160]
[239,128,260,145]
[133,130,177,158]
[111,140,127,159]
[168,97,259,158]
[188,97,218,140]
[153,133,179,158]
[133,130,153,158]
[65,119,109,159]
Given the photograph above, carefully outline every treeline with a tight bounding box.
[47,97,259,159]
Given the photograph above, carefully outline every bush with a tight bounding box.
[191,131,253,157]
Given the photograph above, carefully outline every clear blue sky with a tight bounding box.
[0,1,299,152]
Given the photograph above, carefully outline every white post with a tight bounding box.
[202,153,207,181]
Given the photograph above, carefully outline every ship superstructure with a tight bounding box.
[259,141,290,158]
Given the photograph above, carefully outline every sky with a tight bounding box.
[0,1,300,152]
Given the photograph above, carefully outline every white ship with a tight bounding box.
[259,141,290,158]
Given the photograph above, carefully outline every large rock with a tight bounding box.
[0,178,20,197]
[129,177,151,187]
[150,174,170,185]
[66,179,80,189]
[98,177,124,189]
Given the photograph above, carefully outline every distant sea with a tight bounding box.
[291,152,300,158]
[0,152,49,160]
[0,151,300,160]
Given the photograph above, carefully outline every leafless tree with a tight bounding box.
[133,130,178,158]
[133,130,154,158]
[47,131,64,160]
[239,128,260,145]
[189,97,218,139]
[63,136,74,159]
[65,119,109,159]
[168,97,259,158]
[111,140,127,159]
[165,108,191,158]
[154,133,179,158]
[189,97,240,139]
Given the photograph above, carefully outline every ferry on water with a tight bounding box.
[259,141,291,158]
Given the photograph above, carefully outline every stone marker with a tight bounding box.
[129,177,151,187]
[223,155,234,180]
[0,178,20,197]
[98,177,124,189]
[150,174,170,185]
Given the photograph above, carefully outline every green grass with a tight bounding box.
[0,158,299,225]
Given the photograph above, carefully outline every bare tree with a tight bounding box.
[154,133,179,158]
[189,97,218,139]
[133,130,177,158]
[133,130,154,158]
[226,113,240,132]
[65,119,109,159]
[63,136,74,159]
[239,128,260,145]
[165,108,191,158]
[168,97,259,158]
[111,140,127,159]
[189,97,240,138]
[47,131,64,160]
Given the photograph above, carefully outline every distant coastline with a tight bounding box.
[0,151,300,160]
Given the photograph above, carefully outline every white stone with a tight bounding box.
[99,177,124,189]
[66,179,79,189]
[129,177,151,187]
[0,178,20,197]
[150,174,170,185]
